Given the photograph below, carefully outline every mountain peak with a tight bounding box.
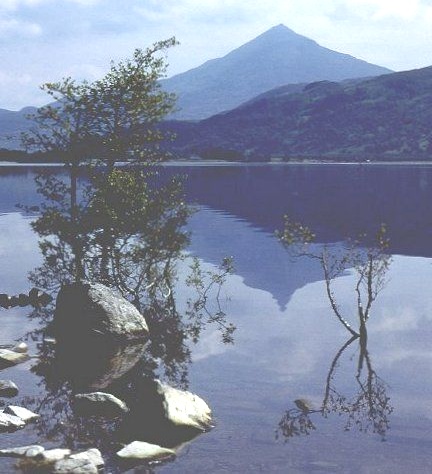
[163,25,391,120]
[254,24,316,44]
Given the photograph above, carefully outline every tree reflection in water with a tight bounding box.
[276,220,393,441]
[19,166,235,458]
[277,335,393,441]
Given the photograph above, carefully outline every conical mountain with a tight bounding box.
[162,24,391,120]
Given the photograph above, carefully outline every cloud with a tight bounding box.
[1,0,432,109]
[0,17,41,36]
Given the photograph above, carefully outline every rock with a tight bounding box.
[8,296,19,308]
[116,441,175,461]
[294,399,313,413]
[0,412,25,431]
[29,288,52,306]
[0,294,10,308]
[38,292,53,307]
[0,445,44,458]
[54,282,149,341]
[74,392,129,417]
[4,405,40,422]
[11,342,28,354]
[70,448,104,467]
[17,294,29,307]
[52,458,98,473]
[28,287,41,302]
[0,380,18,398]
[155,380,212,431]
[42,337,57,347]
[36,448,71,462]
[0,349,29,368]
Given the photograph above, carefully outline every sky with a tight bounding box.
[2,0,432,110]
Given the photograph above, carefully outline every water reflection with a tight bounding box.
[19,165,235,465]
[277,219,393,441]
[277,335,393,441]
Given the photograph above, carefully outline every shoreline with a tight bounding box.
[1,159,432,167]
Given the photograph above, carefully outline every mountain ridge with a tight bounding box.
[161,65,432,161]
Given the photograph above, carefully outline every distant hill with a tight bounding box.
[0,107,36,149]
[162,24,392,120]
[162,66,432,161]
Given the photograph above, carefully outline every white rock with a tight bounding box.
[70,448,104,467]
[43,337,57,345]
[4,405,40,422]
[11,342,28,353]
[0,380,19,398]
[0,445,44,458]
[36,448,71,462]
[74,392,128,416]
[156,380,212,431]
[52,458,98,473]
[116,441,175,461]
[0,412,25,431]
[0,349,29,368]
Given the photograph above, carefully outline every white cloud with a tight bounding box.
[0,17,41,36]
[66,0,101,5]
[0,0,48,12]
[2,0,432,108]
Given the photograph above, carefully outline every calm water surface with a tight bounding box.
[0,164,432,473]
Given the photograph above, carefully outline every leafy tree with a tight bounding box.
[23,38,178,280]
[24,37,178,168]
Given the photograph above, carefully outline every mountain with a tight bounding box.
[162,66,432,161]
[0,107,36,149]
[162,24,392,120]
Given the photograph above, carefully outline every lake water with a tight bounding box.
[1,163,432,473]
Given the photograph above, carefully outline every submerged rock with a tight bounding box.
[54,282,149,341]
[156,380,212,431]
[4,405,40,422]
[74,391,129,417]
[116,441,175,461]
[0,380,19,398]
[0,445,44,458]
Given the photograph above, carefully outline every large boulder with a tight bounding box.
[53,282,149,341]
